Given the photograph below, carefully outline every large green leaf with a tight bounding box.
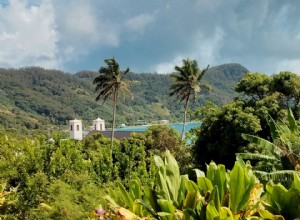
[164,150,181,201]
[266,183,287,213]
[256,170,300,183]
[185,180,199,192]
[136,199,158,219]
[197,177,213,194]
[241,133,282,156]
[103,195,118,206]
[129,181,144,217]
[237,153,278,161]
[183,191,199,210]
[283,188,300,218]
[142,186,160,213]
[176,174,189,209]
[157,199,176,214]
[219,207,234,220]
[154,150,182,202]
[208,186,221,213]
[206,162,227,203]
[129,179,142,200]
[265,179,300,219]
[287,108,297,133]
[229,162,255,214]
[206,201,219,220]
[117,181,134,210]
[154,155,170,200]
[292,172,300,192]
[194,169,205,178]
[258,209,284,220]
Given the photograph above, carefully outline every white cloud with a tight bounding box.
[1,0,300,75]
[125,12,156,33]
[192,27,224,65]
[0,0,60,68]
[275,59,300,75]
[154,27,224,74]
[53,0,120,62]
[155,56,184,74]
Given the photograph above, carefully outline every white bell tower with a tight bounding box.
[69,119,83,140]
[93,117,105,131]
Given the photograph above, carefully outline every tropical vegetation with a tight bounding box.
[0,62,300,219]
[93,57,131,158]
[0,63,248,132]
[94,151,300,220]
[170,59,210,140]
[238,108,300,184]
[192,71,300,170]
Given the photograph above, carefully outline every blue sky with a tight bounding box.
[0,0,300,74]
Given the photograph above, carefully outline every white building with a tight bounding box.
[69,117,106,140]
[69,119,83,140]
[92,117,106,131]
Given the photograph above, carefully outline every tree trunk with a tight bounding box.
[181,97,189,141]
[277,141,299,169]
[111,91,118,161]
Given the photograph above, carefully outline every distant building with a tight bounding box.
[92,117,105,131]
[69,117,144,140]
[69,118,200,141]
[159,120,169,124]
[69,119,83,140]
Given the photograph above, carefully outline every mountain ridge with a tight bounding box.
[0,63,249,132]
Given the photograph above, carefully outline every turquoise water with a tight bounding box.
[116,122,201,134]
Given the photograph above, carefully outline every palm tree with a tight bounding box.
[93,57,130,158]
[170,59,209,141]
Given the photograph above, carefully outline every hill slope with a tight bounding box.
[0,63,248,131]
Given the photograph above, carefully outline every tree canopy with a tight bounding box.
[192,71,300,169]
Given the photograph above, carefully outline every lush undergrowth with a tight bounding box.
[1,127,299,219]
[1,70,299,219]
[0,125,190,219]
[94,151,300,220]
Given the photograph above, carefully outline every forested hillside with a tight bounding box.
[0,63,248,132]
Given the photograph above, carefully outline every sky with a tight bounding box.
[0,0,300,74]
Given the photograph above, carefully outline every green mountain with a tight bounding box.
[0,63,248,132]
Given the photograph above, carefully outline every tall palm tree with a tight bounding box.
[170,59,209,141]
[93,57,130,158]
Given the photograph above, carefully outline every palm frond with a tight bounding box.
[198,65,209,81]
[199,84,212,91]
[169,59,210,102]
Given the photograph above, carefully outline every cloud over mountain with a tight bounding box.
[0,0,300,74]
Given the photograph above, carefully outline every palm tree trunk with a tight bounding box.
[111,91,118,161]
[181,97,189,141]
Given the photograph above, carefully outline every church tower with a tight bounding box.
[93,117,105,131]
[69,119,83,140]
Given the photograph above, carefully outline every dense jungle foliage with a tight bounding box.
[0,126,190,219]
[0,63,248,133]
[1,130,299,219]
[0,65,300,219]
[192,71,300,170]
